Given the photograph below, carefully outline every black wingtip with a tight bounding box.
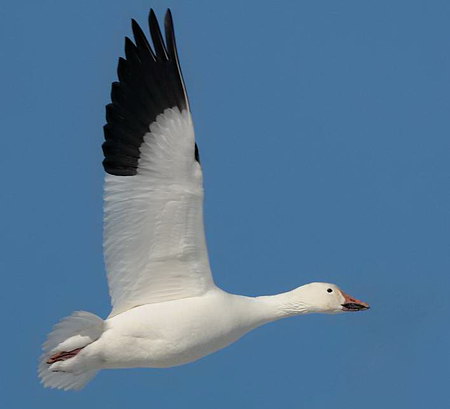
[148,9,168,60]
[148,9,158,30]
[164,9,174,40]
[194,143,200,163]
[130,18,141,39]
[124,36,134,52]
[103,9,197,176]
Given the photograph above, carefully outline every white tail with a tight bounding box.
[39,311,104,391]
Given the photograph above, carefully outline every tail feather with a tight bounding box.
[39,311,104,391]
[38,363,98,391]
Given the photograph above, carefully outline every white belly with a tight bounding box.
[90,290,261,369]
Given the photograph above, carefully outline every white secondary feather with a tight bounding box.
[103,107,215,317]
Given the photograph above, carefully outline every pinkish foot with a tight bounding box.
[46,347,83,364]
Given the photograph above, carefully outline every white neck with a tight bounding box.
[245,288,312,328]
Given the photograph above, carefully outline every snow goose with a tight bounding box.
[39,9,370,391]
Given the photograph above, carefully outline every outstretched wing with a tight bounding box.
[102,9,214,317]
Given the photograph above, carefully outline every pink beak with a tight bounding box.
[341,291,370,311]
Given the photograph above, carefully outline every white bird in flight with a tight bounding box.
[39,9,369,391]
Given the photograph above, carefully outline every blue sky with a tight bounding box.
[1,0,450,407]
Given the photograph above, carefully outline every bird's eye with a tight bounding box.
[327,288,333,293]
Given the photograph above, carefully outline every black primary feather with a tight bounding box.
[102,9,197,176]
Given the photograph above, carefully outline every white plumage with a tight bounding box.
[39,9,369,391]
[104,108,213,317]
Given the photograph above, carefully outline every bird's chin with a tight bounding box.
[341,302,370,312]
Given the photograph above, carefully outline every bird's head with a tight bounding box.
[291,282,370,314]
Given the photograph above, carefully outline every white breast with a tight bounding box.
[93,289,265,369]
